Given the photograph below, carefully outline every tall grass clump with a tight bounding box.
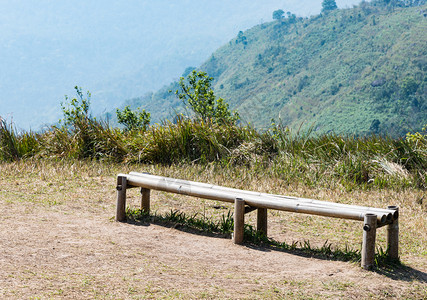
[0,118,38,161]
[36,87,127,161]
[39,119,126,161]
[125,117,266,164]
[267,123,426,189]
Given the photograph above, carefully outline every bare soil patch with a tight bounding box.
[0,161,426,299]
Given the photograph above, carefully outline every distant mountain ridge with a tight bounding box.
[128,1,426,136]
[2,0,320,130]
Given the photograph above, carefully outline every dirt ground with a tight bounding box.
[0,162,426,299]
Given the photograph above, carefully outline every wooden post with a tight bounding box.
[141,188,151,213]
[387,206,399,260]
[361,213,377,270]
[257,208,268,236]
[116,176,127,222]
[233,198,245,244]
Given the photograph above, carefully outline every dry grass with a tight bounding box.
[0,159,426,299]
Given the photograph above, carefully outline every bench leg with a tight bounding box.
[361,213,377,270]
[116,176,127,222]
[233,198,245,244]
[257,208,268,236]
[141,188,151,213]
[387,206,399,260]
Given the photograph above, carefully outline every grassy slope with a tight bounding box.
[202,3,426,135]
[129,3,426,136]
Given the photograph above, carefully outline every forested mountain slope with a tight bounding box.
[127,1,427,136]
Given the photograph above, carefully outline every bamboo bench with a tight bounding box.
[115,172,399,270]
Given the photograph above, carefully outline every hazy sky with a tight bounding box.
[0,0,363,129]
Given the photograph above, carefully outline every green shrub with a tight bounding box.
[175,70,239,125]
[406,124,427,145]
[116,105,151,132]
[60,86,91,127]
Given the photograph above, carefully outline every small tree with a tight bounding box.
[60,86,91,127]
[273,9,285,20]
[406,124,427,145]
[175,70,239,124]
[116,105,151,132]
[400,77,418,97]
[236,31,247,45]
[321,0,338,13]
[369,119,381,133]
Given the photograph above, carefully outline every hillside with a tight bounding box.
[129,1,427,136]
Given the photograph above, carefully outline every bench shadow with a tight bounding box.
[125,214,231,239]
[124,215,427,283]
[244,243,427,283]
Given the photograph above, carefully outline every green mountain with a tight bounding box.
[124,1,427,136]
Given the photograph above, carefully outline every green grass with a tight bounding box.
[127,208,234,236]
[1,116,426,190]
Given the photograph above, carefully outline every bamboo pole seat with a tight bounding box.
[115,172,399,270]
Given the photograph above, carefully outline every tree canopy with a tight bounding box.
[272,9,285,20]
[175,70,239,124]
[321,0,338,13]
